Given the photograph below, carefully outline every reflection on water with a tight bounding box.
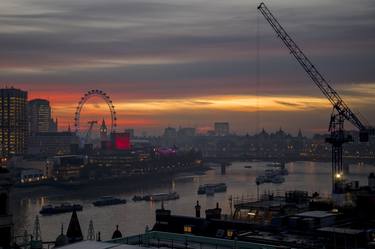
[11,161,375,241]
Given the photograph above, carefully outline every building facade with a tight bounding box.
[27,132,79,156]
[214,122,229,136]
[163,127,177,147]
[177,127,196,137]
[51,155,87,181]
[0,88,28,158]
[28,98,57,134]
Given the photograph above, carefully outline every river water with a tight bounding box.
[11,161,375,242]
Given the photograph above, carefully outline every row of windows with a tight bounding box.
[0,93,29,156]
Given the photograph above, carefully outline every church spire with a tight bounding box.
[66,210,83,243]
[298,128,303,138]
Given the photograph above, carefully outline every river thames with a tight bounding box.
[11,161,375,242]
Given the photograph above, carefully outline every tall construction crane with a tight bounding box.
[257,2,374,194]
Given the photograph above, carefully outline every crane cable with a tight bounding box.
[255,9,261,135]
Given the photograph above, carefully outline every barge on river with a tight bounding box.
[39,203,83,215]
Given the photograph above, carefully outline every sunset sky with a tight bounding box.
[1,0,374,135]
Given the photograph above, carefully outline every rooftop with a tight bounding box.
[58,231,288,249]
[109,231,287,249]
[234,196,286,209]
[294,211,337,219]
[58,241,144,249]
[317,227,365,235]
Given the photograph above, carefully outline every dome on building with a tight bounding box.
[55,233,69,247]
[111,225,122,239]
[55,224,69,247]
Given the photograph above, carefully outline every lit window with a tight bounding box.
[184,225,192,233]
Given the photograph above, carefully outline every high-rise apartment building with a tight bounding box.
[0,88,28,158]
[28,99,57,134]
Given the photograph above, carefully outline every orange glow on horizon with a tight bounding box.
[28,93,332,131]
[76,95,331,114]
[29,81,375,132]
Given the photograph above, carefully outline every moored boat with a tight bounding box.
[205,186,215,196]
[93,196,127,207]
[266,162,282,167]
[264,168,288,176]
[255,174,285,184]
[145,192,179,202]
[271,175,285,184]
[197,183,227,195]
[256,175,266,184]
[39,203,83,215]
[132,195,145,201]
[265,169,279,177]
[197,185,206,194]
[278,168,289,175]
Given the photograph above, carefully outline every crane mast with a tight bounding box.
[85,120,98,144]
[257,2,373,194]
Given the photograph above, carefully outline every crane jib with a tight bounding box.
[257,2,371,140]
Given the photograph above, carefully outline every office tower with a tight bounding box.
[0,88,28,158]
[28,99,56,134]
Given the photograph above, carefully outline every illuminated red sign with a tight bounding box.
[111,132,131,150]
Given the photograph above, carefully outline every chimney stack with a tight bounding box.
[195,201,201,218]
